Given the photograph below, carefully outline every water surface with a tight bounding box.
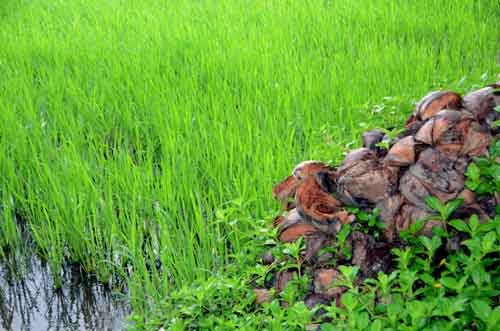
[0,255,130,331]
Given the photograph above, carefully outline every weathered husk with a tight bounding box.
[260,83,498,312]
[311,210,355,234]
[414,109,475,158]
[416,91,462,120]
[278,223,319,242]
[304,293,332,310]
[261,251,275,265]
[362,130,386,150]
[463,85,500,121]
[408,148,465,203]
[376,194,405,241]
[275,270,297,293]
[337,159,399,205]
[399,171,432,211]
[414,119,435,144]
[394,203,435,236]
[313,268,345,298]
[304,232,332,264]
[339,148,377,171]
[295,176,343,224]
[272,215,286,228]
[384,136,416,166]
[277,209,319,242]
[457,188,476,205]
[272,175,299,202]
[460,122,491,157]
[293,160,332,179]
[350,231,393,278]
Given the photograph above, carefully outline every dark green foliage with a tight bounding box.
[347,207,385,239]
[135,214,499,330]
[465,140,500,199]
[132,139,499,330]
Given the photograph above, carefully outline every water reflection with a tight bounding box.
[0,256,130,331]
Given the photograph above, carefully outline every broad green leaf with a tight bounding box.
[410,219,426,234]
[289,302,313,323]
[346,207,360,214]
[448,297,468,314]
[426,196,444,213]
[444,199,464,220]
[487,307,500,330]
[399,229,411,240]
[408,300,428,320]
[337,224,351,244]
[476,181,493,194]
[321,324,335,331]
[432,225,447,238]
[419,273,435,286]
[431,236,441,251]
[471,266,488,287]
[420,235,441,253]
[449,219,469,233]
[399,270,418,293]
[465,178,479,191]
[482,231,496,253]
[463,237,482,258]
[465,163,480,181]
[471,300,491,323]
[473,157,490,169]
[370,319,383,331]
[356,312,370,329]
[469,215,480,234]
[387,302,403,323]
[386,270,399,283]
[478,220,498,233]
[433,297,467,317]
[341,293,357,311]
[339,265,359,280]
[490,141,500,157]
[440,277,458,290]
[419,236,433,251]
[358,212,369,221]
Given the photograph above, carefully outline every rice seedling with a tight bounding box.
[0,0,498,321]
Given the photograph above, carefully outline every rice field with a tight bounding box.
[0,0,498,317]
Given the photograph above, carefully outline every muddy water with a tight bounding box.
[0,256,130,331]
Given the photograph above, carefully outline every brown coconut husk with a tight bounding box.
[277,208,319,242]
[384,136,417,166]
[415,91,462,120]
[260,83,498,315]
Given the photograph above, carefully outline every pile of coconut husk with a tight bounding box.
[253,83,499,311]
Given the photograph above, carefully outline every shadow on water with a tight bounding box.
[0,255,131,331]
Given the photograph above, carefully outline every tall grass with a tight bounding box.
[0,0,498,311]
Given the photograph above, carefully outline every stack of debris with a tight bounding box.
[254,83,499,310]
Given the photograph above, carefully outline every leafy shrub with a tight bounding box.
[130,141,499,331]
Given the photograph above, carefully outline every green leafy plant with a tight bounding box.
[317,223,352,264]
[465,141,500,200]
[347,207,385,238]
[136,138,499,331]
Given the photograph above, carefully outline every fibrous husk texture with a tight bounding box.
[255,84,499,311]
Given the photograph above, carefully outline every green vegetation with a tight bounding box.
[137,146,500,330]
[0,0,498,327]
[465,140,500,196]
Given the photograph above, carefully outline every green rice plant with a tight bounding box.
[0,0,498,320]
